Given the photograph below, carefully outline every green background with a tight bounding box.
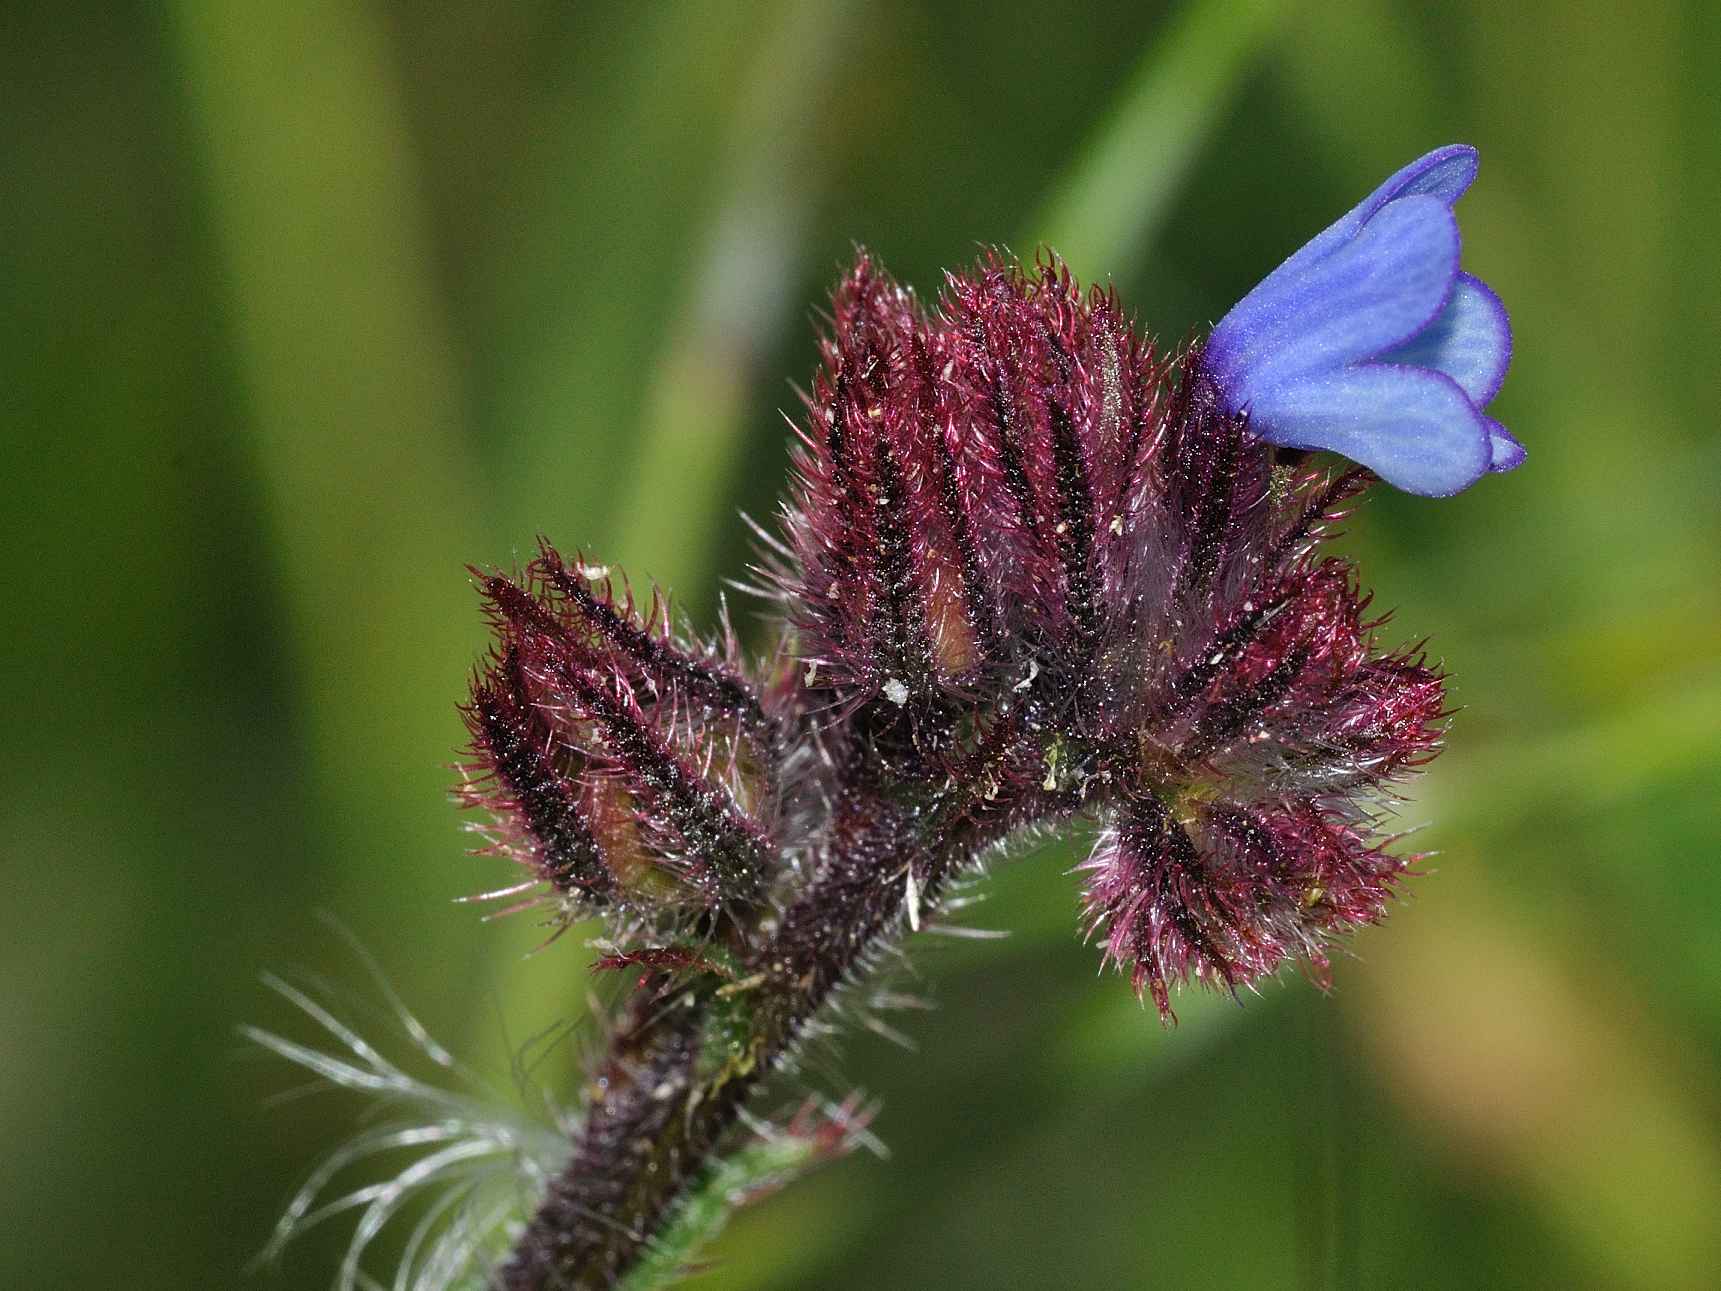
[5,1,1718,1286]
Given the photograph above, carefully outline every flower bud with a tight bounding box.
[461,548,778,916]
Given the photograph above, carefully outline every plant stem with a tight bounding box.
[496,713,1069,1289]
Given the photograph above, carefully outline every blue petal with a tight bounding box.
[1379,272,1512,405]
[1208,195,1459,396]
[1249,145,1480,288]
[1244,364,1492,497]
[1484,418,1526,473]
[1342,144,1479,232]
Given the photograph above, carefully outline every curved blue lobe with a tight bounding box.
[1348,145,1479,228]
[1244,364,1492,497]
[1263,145,1480,285]
[1484,419,1526,473]
[1216,196,1461,394]
[1379,272,1512,405]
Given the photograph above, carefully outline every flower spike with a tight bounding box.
[434,163,1529,1284]
[1203,144,1520,495]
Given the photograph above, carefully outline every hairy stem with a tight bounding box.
[497,715,1065,1289]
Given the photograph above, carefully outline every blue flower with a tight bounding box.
[1204,145,1522,496]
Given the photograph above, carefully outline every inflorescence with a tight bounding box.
[447,144,1519,1289]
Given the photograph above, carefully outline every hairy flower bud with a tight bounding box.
[460,544,779,917]
[467,246,1458,1004]
[761,250,1450,1019]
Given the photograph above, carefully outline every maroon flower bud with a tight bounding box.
[761,251,1447,1019]
[460,545,779,917]
[465,248,1449,1017]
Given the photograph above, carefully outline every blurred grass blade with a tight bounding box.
[612,0,860,605]
[1351,860,1721,1291]
[1024,0,1287,278]
[489,3,786,562]
[172,1,492,898]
